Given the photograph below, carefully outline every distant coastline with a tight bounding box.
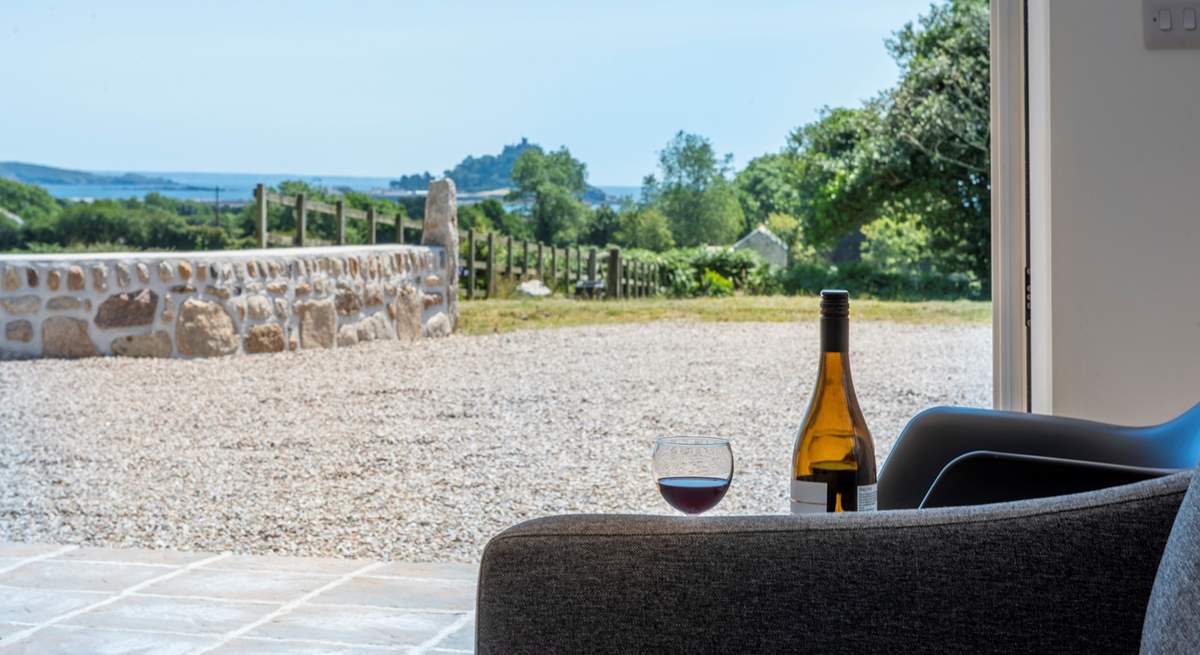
[1,161,639,205]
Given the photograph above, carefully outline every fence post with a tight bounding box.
[575,245,582,284]
[536,243,544,280]
[506,235,513,278]
[606,247,620,299]
[395,213,404,244]
[487,232,497,299]
[254,184,268,248]
[550,247,557,292]
[335,200,346,245]
[587,248,598,283]
[467,229,476,300]
[562,248,570,291]
[295,193,307,247]
[521,240,529,280]
[421,178,459,329]
[367,206,377,245]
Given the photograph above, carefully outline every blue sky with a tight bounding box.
[1,1,934,184]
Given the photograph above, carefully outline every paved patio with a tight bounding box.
[0,542,476,654]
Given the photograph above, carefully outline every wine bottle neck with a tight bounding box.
[820,316,849,353]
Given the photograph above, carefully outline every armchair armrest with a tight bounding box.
[477,472,1191,654]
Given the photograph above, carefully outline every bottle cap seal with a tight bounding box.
[820,289,849,318]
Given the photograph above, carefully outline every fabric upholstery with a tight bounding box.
[477,472,1192,655]
[1142,469,1200,654]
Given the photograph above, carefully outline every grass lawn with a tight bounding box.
[457,295,991,335]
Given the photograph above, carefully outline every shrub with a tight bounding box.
[0,218,21,250]
[699,269,734,297]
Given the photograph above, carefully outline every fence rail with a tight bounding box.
[256,184,425,248]
[459,232,661,301]
[257,183,662,301]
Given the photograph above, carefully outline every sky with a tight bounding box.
[1,0,934,185]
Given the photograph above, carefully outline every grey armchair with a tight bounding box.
[478,404,1200,654]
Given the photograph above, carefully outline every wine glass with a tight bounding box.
[652,437,734,515]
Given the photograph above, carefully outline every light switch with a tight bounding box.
[1145,1,1200,47]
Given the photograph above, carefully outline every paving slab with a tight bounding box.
[246,604,459,647]
[139,568,335,603]
[57,547,216,567]
[437,617,476,651]
[207,638,406,654]
[0,541,477,653]
[63,595,278,635]
[0,587,109,623]
[369,561,478,581]
[312,576,476,612]
[0,543,66,559]
[203,554,371,576]
[1,625,218,655]
[0,560,171,593]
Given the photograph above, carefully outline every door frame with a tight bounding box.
[990,0,1031,411]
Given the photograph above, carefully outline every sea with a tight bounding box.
[35,171,640,205]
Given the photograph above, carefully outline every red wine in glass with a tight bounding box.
[656,476,731,514]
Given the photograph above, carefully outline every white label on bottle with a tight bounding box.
[792,480,878,513]
[790,480,826,514]
[858,484,878,512]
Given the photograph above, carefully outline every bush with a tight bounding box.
[779,259,981,300]
[0,218,21,250]
[746,264,784,295]
[699,269,734,297]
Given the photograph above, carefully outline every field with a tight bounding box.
[459,295,991,335]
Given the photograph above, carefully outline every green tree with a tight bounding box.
[0,178,60,226]
[510,146,589,244]
[785,0,990,287]
[734,153,803,233]
[882,0,990,285]
[582,204,621,246]
[649,131,743,247]
[615,207,674,251]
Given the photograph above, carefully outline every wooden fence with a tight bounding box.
[255,184,423,248]
[256,184,661,300]
[459,234,661,300]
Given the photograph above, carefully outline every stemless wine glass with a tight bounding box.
[652,437,734,515]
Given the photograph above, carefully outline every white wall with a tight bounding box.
[1030,0,1200,424]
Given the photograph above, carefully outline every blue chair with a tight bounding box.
[878,403,1200,509]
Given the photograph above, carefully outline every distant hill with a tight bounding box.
[0,161,185,188]
[390,138,607,202]
[390,138,538,193]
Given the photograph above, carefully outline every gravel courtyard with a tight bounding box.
[0,321,989,562]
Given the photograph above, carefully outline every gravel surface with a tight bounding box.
[0,321,989,562]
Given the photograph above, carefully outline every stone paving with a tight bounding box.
[0,542,476,654]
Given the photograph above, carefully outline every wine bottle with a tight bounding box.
[791,290,877,513]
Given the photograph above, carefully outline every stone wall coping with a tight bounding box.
[0,243,443,264]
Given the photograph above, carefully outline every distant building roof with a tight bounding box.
[733,225,786,250]
[731,225,788,268]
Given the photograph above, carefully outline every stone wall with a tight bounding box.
[0,179,461,359]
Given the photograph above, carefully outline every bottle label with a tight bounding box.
[791,480,879,513]
[858,484,878,512]
[790,480,827,514]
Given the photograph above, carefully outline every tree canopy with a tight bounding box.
[510,146,590,244]
[646,131,743,247]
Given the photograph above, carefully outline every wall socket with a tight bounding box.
[1145,1,1200,49]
